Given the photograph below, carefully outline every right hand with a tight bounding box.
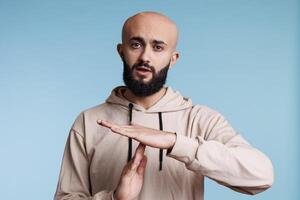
[114,143,148,200]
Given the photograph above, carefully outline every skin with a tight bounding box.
[117,11,179,109]
[113,143,147,200]
[98,120,176,149]
[98,12,179,200]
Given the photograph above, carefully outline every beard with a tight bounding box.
[122,59,170,97]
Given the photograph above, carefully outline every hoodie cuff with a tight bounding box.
[93,190,114,200]
[111,191,115,200]
[167,133,203,164]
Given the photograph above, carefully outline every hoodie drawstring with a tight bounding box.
[158,112,163,171]
[128,103,133,162]
[127,103,164,171]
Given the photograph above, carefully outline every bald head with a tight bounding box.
[121,12,179,50]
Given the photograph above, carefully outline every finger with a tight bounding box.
[137,155,147,175]
[98,120,125,135]
[130,143,146,171]
[97,120,114,128]
[110,126,123,133]
[134,143,146,157]
[97,120,139,140]
[119,125,136,129]
[110,126,137,138]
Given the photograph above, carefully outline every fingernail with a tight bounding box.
[97,120,102,124]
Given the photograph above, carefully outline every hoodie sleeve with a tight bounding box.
[54,128,114,200]
[167,111,274,195]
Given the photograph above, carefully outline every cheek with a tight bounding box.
[124,51,140,66]
[155,55,171,69]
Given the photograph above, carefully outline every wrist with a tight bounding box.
[166,131,177,150]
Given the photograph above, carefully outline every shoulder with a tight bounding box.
[191,104,223,119]
[71,102,111,134]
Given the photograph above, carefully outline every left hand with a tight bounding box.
[97,120,176,149]
[114,143,147,200]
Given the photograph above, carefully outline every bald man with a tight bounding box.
[54,12,274,200]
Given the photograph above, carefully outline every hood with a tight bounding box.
[105,86,193,113]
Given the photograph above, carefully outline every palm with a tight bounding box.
[114,143,147,200]
[117,171,144,199]
[98,120,176,149]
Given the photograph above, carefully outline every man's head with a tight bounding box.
[117,11,180,97]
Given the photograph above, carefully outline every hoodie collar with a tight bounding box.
[105,86,193,113]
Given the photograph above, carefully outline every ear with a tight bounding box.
[169,51,179,69]
[117,43,124,59]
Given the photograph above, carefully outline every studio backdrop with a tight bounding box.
[0,0,299,199]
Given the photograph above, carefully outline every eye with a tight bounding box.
[131,42,141,49]
[154,45,164,51]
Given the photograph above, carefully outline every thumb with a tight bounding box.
[130,143,145,171]
[137,155,147,175]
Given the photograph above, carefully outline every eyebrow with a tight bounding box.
[130,36,145,45]
[129,36,167,46]
[153,40,167,46]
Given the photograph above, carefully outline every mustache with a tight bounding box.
[132,61,155,73]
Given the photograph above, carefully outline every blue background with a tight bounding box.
[0,0,299,199]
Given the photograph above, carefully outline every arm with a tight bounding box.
[54,127,147,200]
[97,112,274,195]
[167,113,274,195]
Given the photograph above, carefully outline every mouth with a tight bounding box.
[136,66,152,72]
[134,66,153,77]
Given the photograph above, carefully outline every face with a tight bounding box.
[122,57,170,97]
[118,13,179,96]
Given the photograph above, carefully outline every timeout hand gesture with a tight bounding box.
[114,143,147,200]
[97,120,176,149]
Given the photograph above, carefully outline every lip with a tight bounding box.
[135,67,152,76]
[136,66,152,72]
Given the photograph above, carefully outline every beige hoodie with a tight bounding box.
[54,86,274,200]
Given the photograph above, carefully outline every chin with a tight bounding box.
[135,76,152,82]
[141,78,152,83]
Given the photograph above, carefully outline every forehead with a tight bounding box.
[122,14,178,47]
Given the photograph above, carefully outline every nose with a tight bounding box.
[139,45,152,64]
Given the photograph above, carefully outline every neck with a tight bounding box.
[123,87,167,110]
